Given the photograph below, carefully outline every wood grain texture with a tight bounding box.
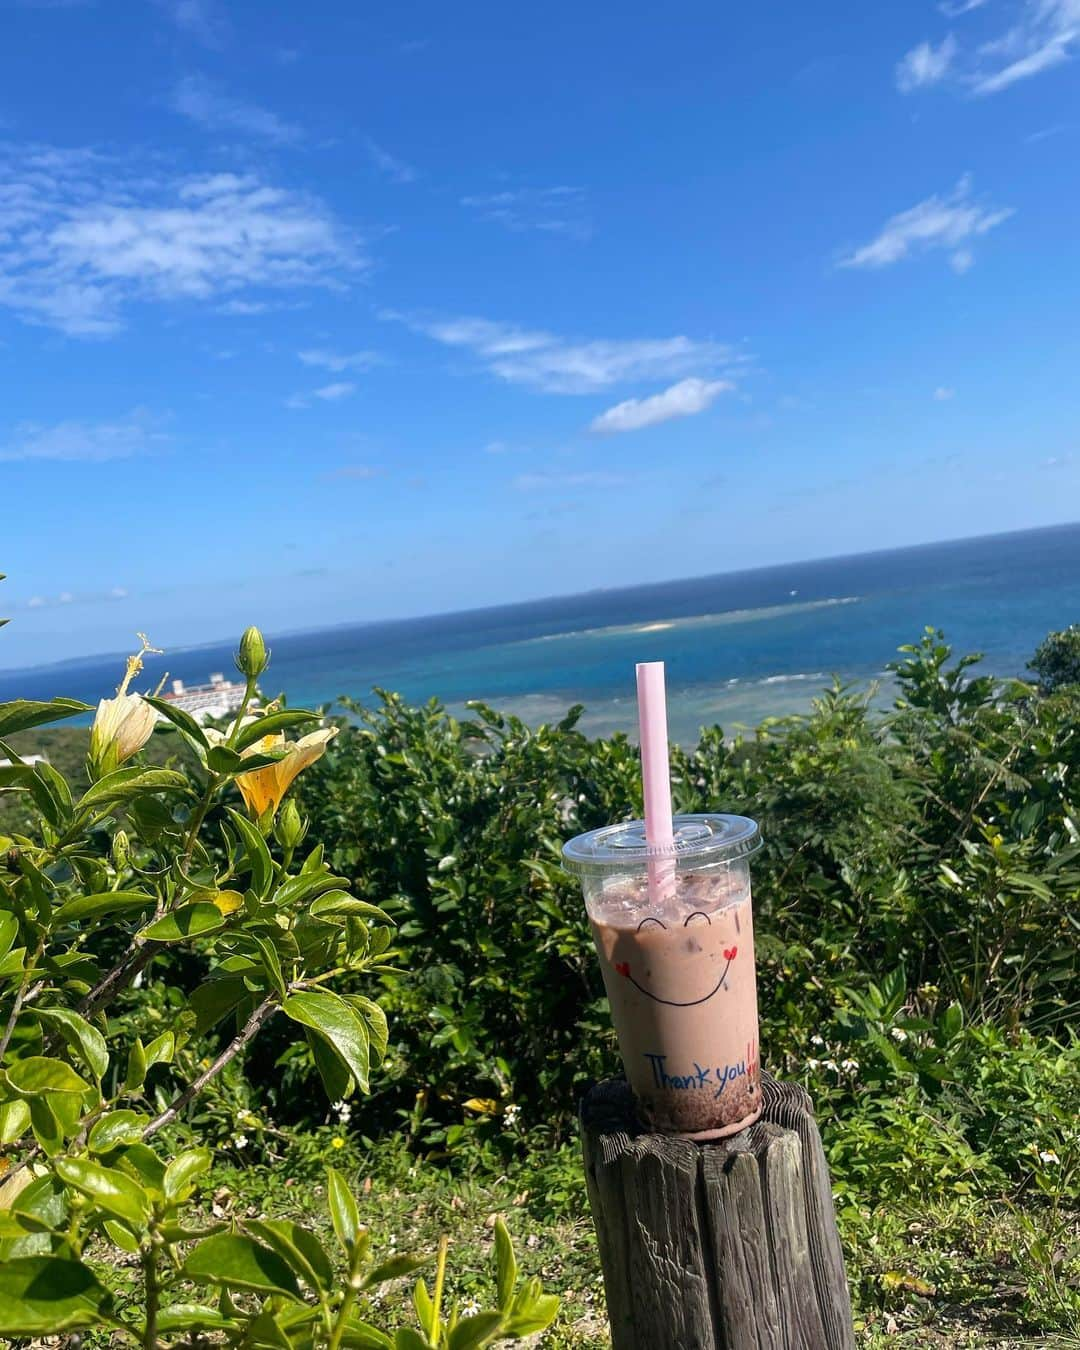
[580,1077,855,1350]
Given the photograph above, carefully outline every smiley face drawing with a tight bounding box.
[610,911,739,1007]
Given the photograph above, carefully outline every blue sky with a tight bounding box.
[2,0,1078,668]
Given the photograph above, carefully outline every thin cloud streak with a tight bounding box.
[0,409,165,462]
[384,311,741,394]
[590,377,734,433]
[169,74,301,143]
[298,348,380,373]
[461,185,591,239]
[838,175,1012,272]
[365,137,417,183]
[896,35,957,91]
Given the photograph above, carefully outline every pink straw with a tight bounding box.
[636,661,676,906]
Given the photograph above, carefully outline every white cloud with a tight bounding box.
[934,386,956,400]
[902,0,1080,95]
[896,35,957,91]
[27,596,46,607]
[218,298,271,315]
[110,586,128,598]
[365,138,417,184]
[939,0,989,14]
[297,348,379,373]
[590,377,734,434]
[385,311,740,394]
[461,186,591,239]
[0,409,165,462]
[0,146,360,335]
[513,470,631,492]
[152,0,227,48]
[169,75,301,143]
[838,175,1012,271]
[313,381,355,401]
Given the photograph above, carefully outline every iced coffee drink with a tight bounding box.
[563,815,762,1139]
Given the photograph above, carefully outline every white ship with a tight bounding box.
[158,673,248,724]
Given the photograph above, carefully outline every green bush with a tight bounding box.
[0,624,557,1346]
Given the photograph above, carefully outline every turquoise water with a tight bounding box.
[3,524,1078,744]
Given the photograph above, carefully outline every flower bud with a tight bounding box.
[235,626,269,680]
[111,829,131,871]
[88,692,157,780]
[275,799,307,852]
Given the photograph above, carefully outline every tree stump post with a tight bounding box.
[580,1075,855,1350]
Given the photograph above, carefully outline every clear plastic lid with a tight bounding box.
[561,813,761,878]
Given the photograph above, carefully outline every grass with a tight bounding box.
[168,1118,1076,1350]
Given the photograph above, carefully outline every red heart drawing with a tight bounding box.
[614,961,630,978]
[724,946,738,961]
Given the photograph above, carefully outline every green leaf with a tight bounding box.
[0,1256,111,1333]
[282,991,370,1092]
[88,1110,147,1154]
[253,934,287,998]
[503,1294,560,1336]
[164,1148,212,1202]
[206,745,246,775]
[6,1056,90,1096]
[52,891,157,925]
[144,1030,175,1068]
[77,767,189,813]
[158,1304,238,1332]
[309,892,393,924]
[54,1158,150,1229]
[190,976,248,1034]
[113,1142,166,1194]
[413,1278,435,1337]
[308,1028,352,1100]
[339,1319,394,1349]
[0,910,17,961]
[225,808,274,898]
[363,1253,428,1290]
[0,1176,67,1261]
[346,995,389,1064]
[327,1166,360,1252]
[448,1312,504,1349]
[493,1218,517,1309]
[140,903,225,942]
[125,1038,148,1092]
[246,1219,334,1293]
[104,1218,141,1254]
[0,1100,30,1145]
[0,699,91,739]
[34,1009,109,1081]
[28,1098,63,1155]
[233,709,319,752]
[141,695,210,749]
[183,1233,301,1299]
[394,1331,431,1350]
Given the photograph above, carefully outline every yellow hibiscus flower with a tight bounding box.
[233,726,338,819]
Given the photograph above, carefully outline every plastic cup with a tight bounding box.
[563,814,763,1139]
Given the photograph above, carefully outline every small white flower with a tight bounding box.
[1039,1149,1061,1165]
[840,1059,859,1075]
[504,1104,521,1127]
[232,1134,248,1149]
[810,1035,825,1047]
[460,1298,482,1318]
[807,1058,821,1071]
[822,1059,839,1074]
[890,1027,908,1042]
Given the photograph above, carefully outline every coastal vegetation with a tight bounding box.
[0,620,1078,1346]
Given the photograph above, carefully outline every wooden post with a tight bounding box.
[580,1075,855,1350]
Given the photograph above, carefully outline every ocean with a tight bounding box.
[3,524,1078,745]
